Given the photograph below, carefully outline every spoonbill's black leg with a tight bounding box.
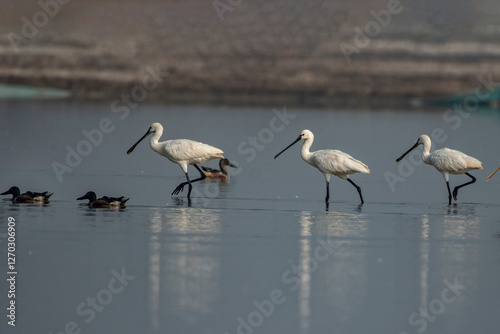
[325,181,330,203]
[172,164,207,197]
[446,181,452,205]
[172,172,192,196]
[347,178,364,204]
[452,172,476,201]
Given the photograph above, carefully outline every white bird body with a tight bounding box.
[128,122,224,197]
[150,136,224,173]
[303,148,370,181]
[396,134,482,204]
[426,148,482,175]
[275,129,369,205]
[417,135,482,181]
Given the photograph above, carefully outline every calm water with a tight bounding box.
[1,101,500,334]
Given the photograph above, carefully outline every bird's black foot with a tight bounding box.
[452,188,459,201]
[172,182,188,195]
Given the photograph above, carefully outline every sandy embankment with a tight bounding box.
[1,0,500,107]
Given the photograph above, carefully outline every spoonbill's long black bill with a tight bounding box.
[396,140,420,162]
[127,127,152,154]
[274,135,302,159]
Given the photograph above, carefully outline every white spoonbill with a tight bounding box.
[274,129,370,204]
[127,122,224,197]
[487,166,500,181]
[396,134,482,205]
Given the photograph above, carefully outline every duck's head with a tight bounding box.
[1,186,21,197]
[220,159,237,169]
[77,191,97,202]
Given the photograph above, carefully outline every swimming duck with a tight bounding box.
[1,186,52,203]
[77,191,129,208]
[201,158,236,179]
[25,191,53,203]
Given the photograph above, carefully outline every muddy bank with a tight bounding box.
[1,0,500,107]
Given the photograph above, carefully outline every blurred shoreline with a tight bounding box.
[1,0,500,108]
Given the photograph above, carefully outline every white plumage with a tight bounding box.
[396,134,482,204]
[127,122,224,197]
[308,149,370,181]
[275,129,369,205]
[151,135,224,173]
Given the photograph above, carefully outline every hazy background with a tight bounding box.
[2,2,500,334]
[1,0,500,106]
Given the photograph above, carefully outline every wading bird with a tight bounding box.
[274,129,370,205]
[396,134,482,205]
[201,158,236,179]
[1,186,52,203]
[77,191,129,208]
[127,122,224,197]
[487,166,500,181]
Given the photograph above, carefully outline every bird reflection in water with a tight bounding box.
[147,207,222,330]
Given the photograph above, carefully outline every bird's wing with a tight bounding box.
[431,148,482,173]
[163,140,223,163]
[312,150,370,175]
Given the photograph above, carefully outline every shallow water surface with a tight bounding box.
[0,101,499,334]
